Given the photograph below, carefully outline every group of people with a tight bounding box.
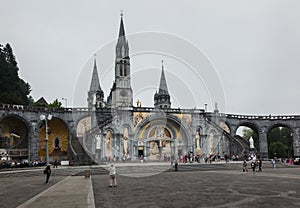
[243,155,262,174]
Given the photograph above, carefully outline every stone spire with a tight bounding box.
[88,55,104,109]
[116,11,129,59]
[154,61,171,109]
[108,12,133,108]
[158,60,169,95]
[118,11,125,38]
[89,56,102,92]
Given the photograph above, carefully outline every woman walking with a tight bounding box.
[44,165,51,184]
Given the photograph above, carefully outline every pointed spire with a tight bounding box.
[89,54,102,92]
[118,10,126,37]
[158,60,169,95]
[154,60,171,109]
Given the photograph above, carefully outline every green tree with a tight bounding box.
[268,127,293,158]
[48,99,62,108]
[269,141,287,158]
[0,43,31,105]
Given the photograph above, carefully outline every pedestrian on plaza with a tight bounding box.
[44,165,51,184]
[250,161,256,174]
[53,160,58,168]
[109,163,117,187]
[272,159,276,169]
[174,159,179,171]
[242,160,248,174]
[258,158,262,172]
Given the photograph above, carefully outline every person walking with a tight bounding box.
[174,159,179,171]
[242,160,248,174]
[251,161,256,174]
[272,159,276,169]
[258,158,262,172]
[44,165,51,184]
[53,160,58,168]
[109,163,117,187]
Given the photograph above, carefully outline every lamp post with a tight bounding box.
[40,114,52,165]
[62,98,67,108]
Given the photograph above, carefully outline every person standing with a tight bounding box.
[258,158,262,172]
[109,163,117,187]
[45,165,51,184]
[272,159,276,169]
[53,160,58,168]
[242,160,248,174]
[174,159,179,171]
[251,161,256,174]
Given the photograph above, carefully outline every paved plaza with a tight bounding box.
[0,164,300,208]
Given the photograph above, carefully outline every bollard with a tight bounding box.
[85,170,90,178]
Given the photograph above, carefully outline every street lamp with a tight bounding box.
[40,114,52,165]
[62,98,67,108]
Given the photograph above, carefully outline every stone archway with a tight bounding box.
[134,114,190,160]
[38,117,68,162]
[0,115,29,161]
[267,123,294,159]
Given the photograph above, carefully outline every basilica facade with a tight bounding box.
[80,15,244,162]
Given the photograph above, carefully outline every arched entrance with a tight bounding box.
[38,117,68,162]
[0,115,29,162]
[135,115,190,161]
[267,125,293,159]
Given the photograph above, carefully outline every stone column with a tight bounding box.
[30,121,38,161]
[293,127,300,156]
[258,126,268,159]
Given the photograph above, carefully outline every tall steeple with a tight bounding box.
[89,57,101,92]
[118,11,125,38]
[88,55,104,109]
[116,11,129,59]
[154,61,171,109]
[108,12,133,108]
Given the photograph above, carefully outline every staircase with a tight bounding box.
[70,137,94,165]
[205,116,247,156]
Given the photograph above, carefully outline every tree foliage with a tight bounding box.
[0,43,31,105]
[268,127,293,158]
[269,141,287,158]
[48,99,62,108]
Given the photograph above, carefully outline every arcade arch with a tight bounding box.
[0,115,29,161]
[38,117,68,162]
[236,125,259,151]
[267,125,293,158]
[135,115,190,160]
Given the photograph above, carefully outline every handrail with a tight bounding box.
[205,115,246,155]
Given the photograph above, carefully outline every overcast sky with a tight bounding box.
[1,0,300,115]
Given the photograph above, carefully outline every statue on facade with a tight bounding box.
[123,127,129,156]
[210,132,215,155]
[95,134,101,150]
[196,130,201,149]
[106,131,112,160]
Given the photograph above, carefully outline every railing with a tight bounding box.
[0,103,90,113]
[219,113,299,120]
[1,102,299,120]
[205,116,245,155]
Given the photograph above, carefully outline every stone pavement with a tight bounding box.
[1,163,300,208]
[16,176,95,208]
[92,168,300,208]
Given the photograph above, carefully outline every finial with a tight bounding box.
[161,60,164,69]
[120,10,123,18]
